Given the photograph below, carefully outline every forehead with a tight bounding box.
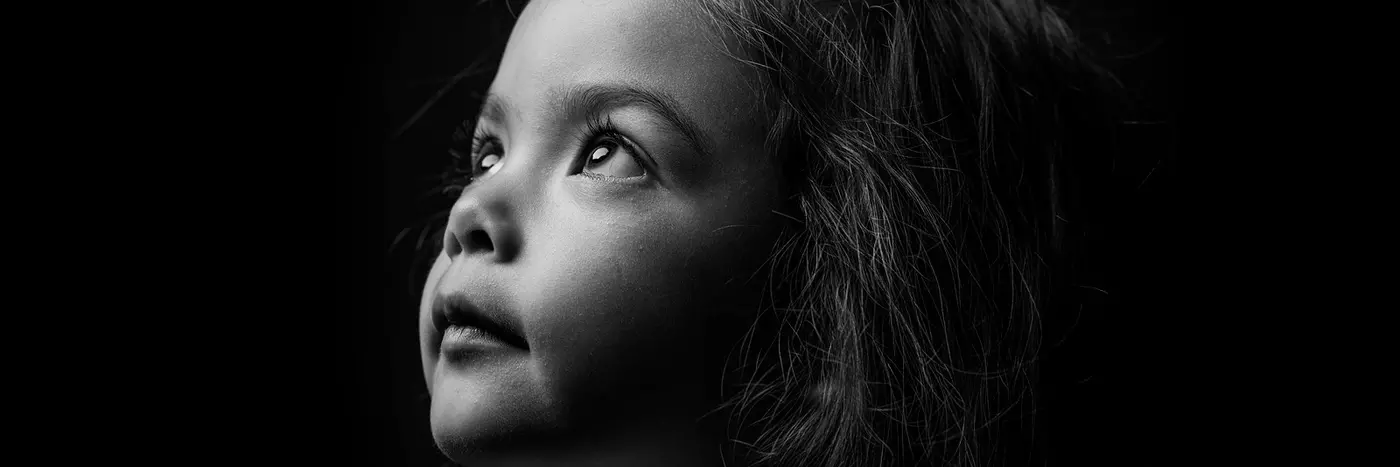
[492,0,763,141]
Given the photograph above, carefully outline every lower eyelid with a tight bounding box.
[578,168,649,185]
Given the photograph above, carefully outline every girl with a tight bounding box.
[411,0,1123,465]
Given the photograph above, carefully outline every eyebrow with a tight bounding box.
[476,92,517,128]
[476,84,716,160]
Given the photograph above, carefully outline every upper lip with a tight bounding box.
[432,292,529,350]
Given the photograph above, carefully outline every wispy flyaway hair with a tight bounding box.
[694,0,1120,465]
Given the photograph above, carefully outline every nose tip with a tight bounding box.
[441,187,520,263]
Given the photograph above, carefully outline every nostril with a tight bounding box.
[466,230,494,253]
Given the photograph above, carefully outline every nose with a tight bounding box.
[442,180,522,263]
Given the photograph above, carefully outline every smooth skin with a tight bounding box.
[419,0,786,465]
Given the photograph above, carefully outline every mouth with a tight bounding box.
[432,293,530,353]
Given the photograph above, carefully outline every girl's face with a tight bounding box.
[419,0,783,463]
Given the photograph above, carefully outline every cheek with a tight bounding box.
[519,208,775,423]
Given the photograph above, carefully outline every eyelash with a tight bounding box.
[442,120,481,192]
[443,115,641,191]
[575,115,636,175]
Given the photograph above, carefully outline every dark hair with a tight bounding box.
[392,0,1126,465]
[691,1,1121,466]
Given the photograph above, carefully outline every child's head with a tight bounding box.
[418,0,1115,465]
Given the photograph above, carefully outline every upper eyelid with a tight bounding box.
[461,127,502,179]
[583,126,656,173]
[475,94,517,128]
[464,114,661,183]
[554,85,715,161]
[483,84,714,162]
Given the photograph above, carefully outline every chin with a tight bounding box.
[430,395,728,467]
[432,421,543,466]
[429,394,567,466]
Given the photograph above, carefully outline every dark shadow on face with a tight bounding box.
[416,0,786,465]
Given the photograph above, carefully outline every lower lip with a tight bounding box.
[439,325,513,360]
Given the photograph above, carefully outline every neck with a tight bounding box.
[489,424,728,467]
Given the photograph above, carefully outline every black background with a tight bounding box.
[325,0,1184,465]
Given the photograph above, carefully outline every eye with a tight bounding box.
[582,139,644,178]
[473,139,505,179]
